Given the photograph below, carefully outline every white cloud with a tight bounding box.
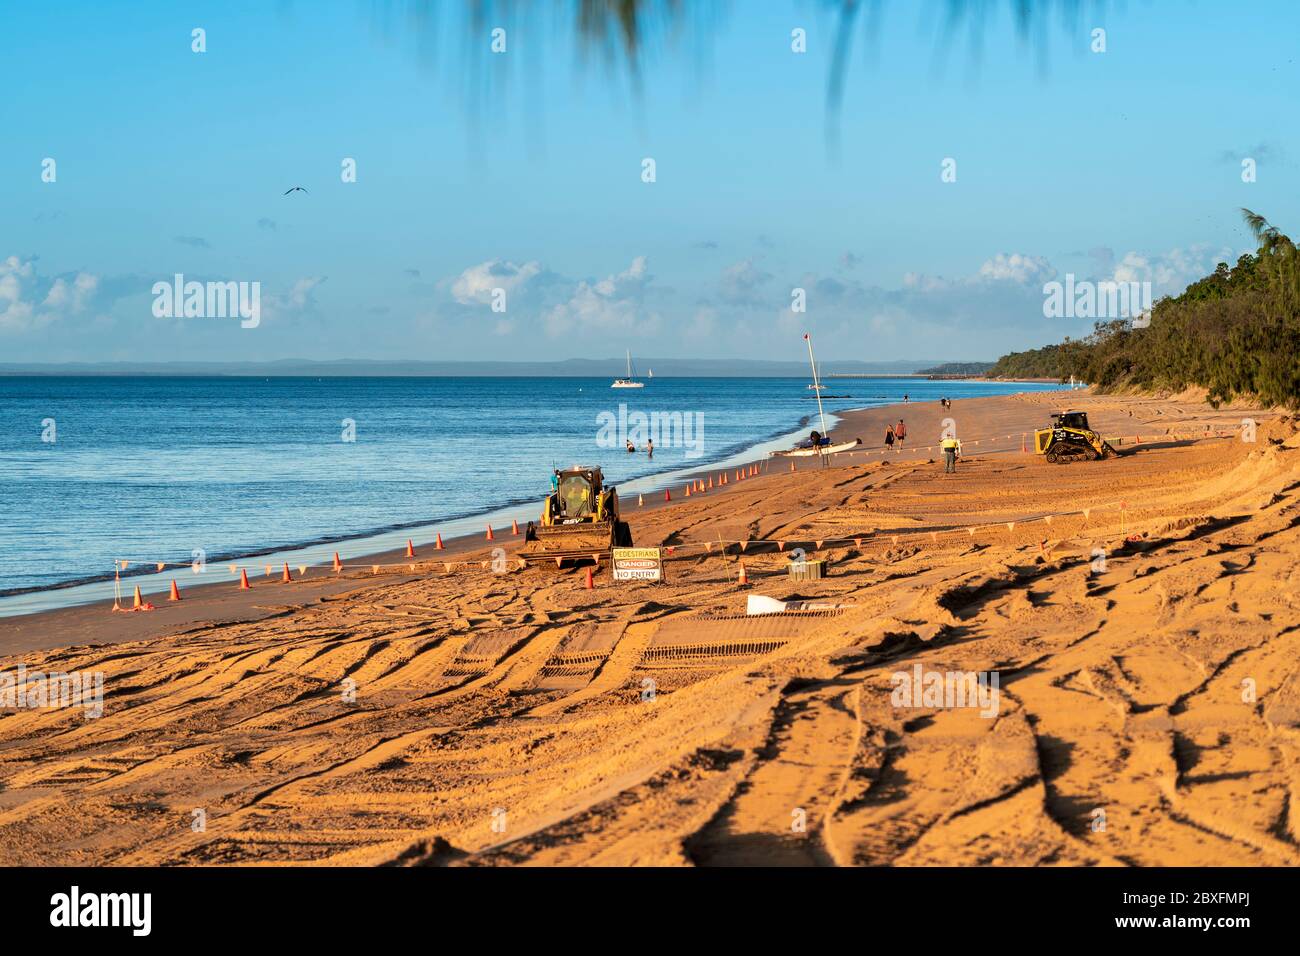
[543,256,655,336]
[43,273,99,311]
[451,259,543,305]
[719,258,773,304]
[1108,244,1236,297]
[285,276,325,309]
[0,256,99,331]
[256,276,327,324]
[977,252,1055,285]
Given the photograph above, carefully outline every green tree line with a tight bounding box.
[989,210,1300,408]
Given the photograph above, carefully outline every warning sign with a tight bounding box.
[612,547,664,582]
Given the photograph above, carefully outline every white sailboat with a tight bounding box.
[611,350,645,389]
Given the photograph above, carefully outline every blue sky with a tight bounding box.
[2,0,1297,363]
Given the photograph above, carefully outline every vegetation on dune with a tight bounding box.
[990,210,1300,409]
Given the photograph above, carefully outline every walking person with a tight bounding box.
[894,419,907,448]
[884,424,896,452]
[942,434,961,473]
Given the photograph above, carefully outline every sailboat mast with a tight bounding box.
[804,333,829,442]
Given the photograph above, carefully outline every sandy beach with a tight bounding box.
[2,388,1297,867]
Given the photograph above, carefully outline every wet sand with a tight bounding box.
[2,388,1297,866]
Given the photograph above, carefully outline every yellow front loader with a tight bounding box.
[520,466,633,565]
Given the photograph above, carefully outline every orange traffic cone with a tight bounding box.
[239,569,251,590]
[790,460,796,472]
[169,579,181,601]
[132,585,144,609]
[1021,433,1028,453]
[435,533,445,549]
[707,476,714,490]
[512,519,520,535]
[638,493,644,507]
[406,539,416,558]
[585,567,594,589]
[333,552,342,573]
[664,489,671,502]
[485,525,494,541]
[281,562,292,582]
[737,562,748,584]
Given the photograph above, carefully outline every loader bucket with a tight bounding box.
[520,520,617,564]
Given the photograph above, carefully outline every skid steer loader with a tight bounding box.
[520,466,633,566]
[1034,411,1118,464]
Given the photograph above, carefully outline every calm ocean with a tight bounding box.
[0,376,1061,613]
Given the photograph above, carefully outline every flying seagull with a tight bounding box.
[283,186,308,195]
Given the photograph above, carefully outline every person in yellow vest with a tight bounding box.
[941,434,962,473]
